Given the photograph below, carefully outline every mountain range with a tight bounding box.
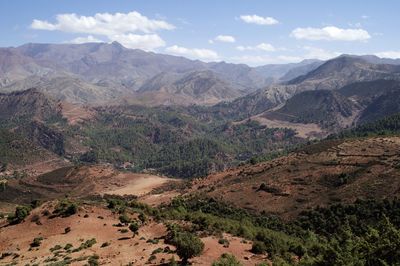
[3,42,398,106]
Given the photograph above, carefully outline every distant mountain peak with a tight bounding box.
[110,41,125,49]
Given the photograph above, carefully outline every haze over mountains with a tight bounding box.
[1,42,398,107]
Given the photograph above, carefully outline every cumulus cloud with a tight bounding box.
[230,55,302,65]
[165,45,219,61]
[239,15,279,25]
[236,43,276,52]
[291,26,371,41]
[31,11,174,34]
[67,35,103,44]
[230,46,340,66]
[302,46,340,60]
[214,35,236,43]
[374,51,400,59]
[31,11,174,50]
[111,34,165,50]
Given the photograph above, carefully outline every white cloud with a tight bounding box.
[214,35,236,43]
[374,51,400,59]
[229,46,340,66]
[236,43,276,52]
[165,45,219,61]
[239,15,279,25]
[230,55,302,66]
[291,26,371,41]
[361,15,369,19]
[31,11,175,35]
[31,11,174,50]
[31,20,58,31]
[302,46,340,60]
[111,34,165,50]
[67,35,103,44]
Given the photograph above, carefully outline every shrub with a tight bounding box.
[138,212,147,223]
[152,248,164,255]
[218,238,230,247]
[81,238,97,249]
[148,255,157,262]
[53,200,78,217]
[212,253,242,266]
[129,221,140,236]
[64,243,73,250]
[88,254,99,266]
[170,231,204,263]
[147,238,159,244]
[101,242,110,248]
[8,205,31,224]
[107,198,123,209]
[72,238,97,252]
[119,213,131,224]
[30,199,42,208]
[30,237,44,247]
[50,245,62,252]
[251,241,267,254]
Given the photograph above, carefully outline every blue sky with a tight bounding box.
[0,0,399,65]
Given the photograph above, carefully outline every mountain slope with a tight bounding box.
[135,70,243,105]
[0,42,276,105]
[0,88,61,122]
[359,90,400,123]
[264,90,359,129]
[338,79,400,104]
[190,136,400,219]
[287,56,400,89]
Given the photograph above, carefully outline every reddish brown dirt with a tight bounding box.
[0,165,181,205]
[0,203,176,265]
[192,234,267,266]
[189,137,400,219]
[0,202,267,265]
[60,102,95,125]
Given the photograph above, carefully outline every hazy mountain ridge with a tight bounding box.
[0,42,281,104]
[0,42,327,105]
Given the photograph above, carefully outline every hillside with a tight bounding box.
[337,79,400,105]
[287,56,400,88]
[134,70,244,106]
[359,90,400,123]
[264,90,359,129]
[0,88,62,122]
[189,136,400,219]
[1,135,400,265]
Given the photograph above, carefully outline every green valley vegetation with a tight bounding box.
[69,105,300,178]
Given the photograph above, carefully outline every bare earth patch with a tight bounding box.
[61,102,95,125]
[252,114,325,139]
[104,174,178,197]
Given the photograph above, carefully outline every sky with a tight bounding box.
[0,0,399,66]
